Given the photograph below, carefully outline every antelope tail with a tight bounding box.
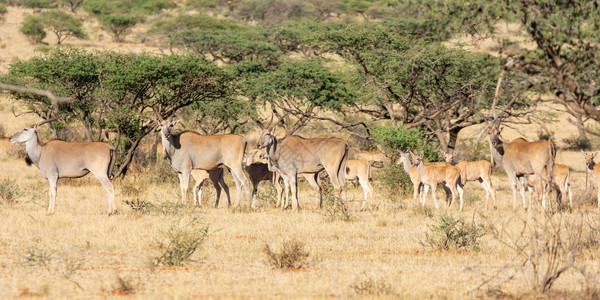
[107,147,116,180]
[337,144,349,186]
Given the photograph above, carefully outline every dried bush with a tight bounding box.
[350,276,397,297]
[422,214,486,251]
[473,214,586,295]
[0,178,20,204]
[0,123,6,138]
[151,217,209,266]
[110,275,144,296]
[263,238,309,270]
[410,204,434,218]
[23,246,82,279]
[563,135,592,151]
[320,183,354,222]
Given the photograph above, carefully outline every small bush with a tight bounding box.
[23,0,56,8]
[0,179,20,204]
[422,214,486,251]
[0,123,6,138]
[151,217,209,266]
[320,184,354,222]
[23,246,52,268]
[0,4,7,16]
[351,276,397,297]
[263,238,309,270]
[20,15,47,44]
[100,14,136,42]
[563,135,592,150]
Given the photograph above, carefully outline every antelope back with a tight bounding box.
[345,160,370,180]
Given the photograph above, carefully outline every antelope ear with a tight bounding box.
[34,123,39,130]
[499,125,504,132]
[594,152,599,158]
[270,125,277,134]
[440,150,446,156]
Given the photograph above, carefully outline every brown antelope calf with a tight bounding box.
[396,150,422,204]
[583,151,600,212]
[441,150,497,210]
[244,149,284,206]
[190,168,230,207]
[345,160,373,209]
[523,164,572,210]
[411,152,464,210]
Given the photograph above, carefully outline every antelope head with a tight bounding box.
[582,150,598,171]
[256,126,277,150]
[440,150,455,164]
[155,113,181,140]
[396,150,409,165]
[487,121,504,149]
[410,151,424,166]
[9,118,58,144]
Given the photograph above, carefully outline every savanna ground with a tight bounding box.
[1,5,600,300]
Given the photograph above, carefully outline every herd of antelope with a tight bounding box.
[7,116,600,215]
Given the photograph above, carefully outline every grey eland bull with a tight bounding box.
[157,115,251,207]
[9,119,116,215]
[256,126,349,210]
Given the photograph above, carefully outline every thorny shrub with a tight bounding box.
[150,217,209,267]
[422,214,486,251]
[350,276,398,297]
[0,178,19,204]
[472,213,590,295]
[263,238,310,270]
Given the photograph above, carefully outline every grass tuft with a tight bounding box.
[151,217,209,267]
[263,238,310,270]
[422,214,486,251]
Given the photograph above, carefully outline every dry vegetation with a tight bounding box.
[1,4,600,299]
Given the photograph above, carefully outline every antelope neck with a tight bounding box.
[401,154,413,174]
[264,135,279,168]
[25,131,42,167]
[160,131,177,160]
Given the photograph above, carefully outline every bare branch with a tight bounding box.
[0,83,74,107]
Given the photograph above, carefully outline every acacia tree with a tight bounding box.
[242,59,357,136]
[422,0,600,144]
[3,49,233,177]
[306,21,528,151]
[38,10,86,45]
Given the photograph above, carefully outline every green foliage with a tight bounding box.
[563,136,591,151]
[3,48,233,177]
[23,0,56,8]
[0,179,19,204]
[422,214,486,251]
[100,14,137,42]
[256,59,352,108]
[151,218,209,266]
[37,10,86,45]
[20,15,46,44]
[83,0,173,17]
[380,164,413,199]
[263,238,310,269]
[60,0,84,12]
[373,125,439,161]
[0,4,7,15]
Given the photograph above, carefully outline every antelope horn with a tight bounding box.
[169,111,175,122]
[267,111,274,128]
[154,109,163,121]
[35,117,60,127]
[273,111,290,127]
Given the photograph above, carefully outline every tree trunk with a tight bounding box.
[576,114,588,142]
[114,137,143,178]
[447,126,462,152]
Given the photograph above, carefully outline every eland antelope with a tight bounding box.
[396,150,423,204]
[523,164,572,210]
[190,168,230,207]
[488,123,554,211]
[411,152,464,210]
[441,150,497,210]
[256,126,349,210]
[582,151,600,211]
[157,114,251,207]
[345,160,373,209]
[9,119,116,215]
